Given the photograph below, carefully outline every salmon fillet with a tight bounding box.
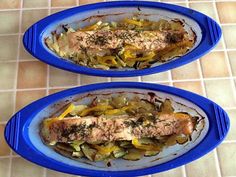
[68,30,186,52]
[41,113,194,144]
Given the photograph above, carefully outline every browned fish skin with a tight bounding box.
[68,30,186,52]
[41,114,193,144]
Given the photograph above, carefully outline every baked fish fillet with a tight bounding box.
[41,113,194,144]
[67,30,190,52]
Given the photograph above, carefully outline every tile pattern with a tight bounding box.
[0,0,236,177]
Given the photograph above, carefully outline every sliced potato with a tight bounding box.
[176,136,188,145]
[56,143,74,152]
[94,153,110,161]
[72,151,84,158]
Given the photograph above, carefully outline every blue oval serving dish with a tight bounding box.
[5,82,229,177]
[23,1,221,77]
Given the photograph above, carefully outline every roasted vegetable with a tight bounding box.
[132,138,162,151]
[122,149,144,161]
[45,17,195,70]
[70,140,85,151]
[81,144,97,161]
[72,151,84,158]
[113,148,127,158]
[160,99,174,114]
[144,150,160,157]
[42,94,198,163]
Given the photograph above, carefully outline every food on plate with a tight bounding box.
[45,17,196,70]
[40,94,202,163]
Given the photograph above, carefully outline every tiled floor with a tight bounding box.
[0,0,236,177]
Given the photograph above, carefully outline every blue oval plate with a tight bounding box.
[23,1,221,77]
[5,82,229,177]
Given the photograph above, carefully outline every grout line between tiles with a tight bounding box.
[0,0,236,12]
[8,0,23,176]
[212,2,227,177]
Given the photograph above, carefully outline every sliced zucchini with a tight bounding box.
[119,141,133,148]
[122,149,143,161]
[70,140,85,151]
[111,95,128,108]
[144,150,160,157]
[136,138,155,145]
[81,144,97,161]
[113,148,127,158]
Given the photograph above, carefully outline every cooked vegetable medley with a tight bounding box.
[45,17,195,70]
[40,95,199,163]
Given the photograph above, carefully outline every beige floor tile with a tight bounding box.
[0,11,19,34]
[189,2,217,22]
[186,151,219,177]
[225,109,236,141]
[0,124,11,156]
[161,0,185,2]
[142,71,169,82]
[201,52,229,78]
[50,8,66,15]
[217,2,236,23]
[49,88,66,95]
[0,35,18,61]
[0,92,14,122]
[171,61,200,80]
[228,51,236,76]
[189,0,210,1]
[222,25,236,49]
[49,67,78,87]
[170,3,187,7]
[217,143,236,176]
[0,0,20,9]
[173,81,203,95]
[0,62,17,89]
[111,77,139,82]
[0,158,10,176]
[152,167,183,177]
[51,0,76,7]
[158,82,171,86]
[22,9,48,33]
[17,61,47,89]
[46,169,75,177]
[214,37,224,51]
[80,75,108,85]
[204,79,236,107]
[23,0,48,8]
[80,0,103,5]
[16,90,46,111]
[11,157,44,177]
